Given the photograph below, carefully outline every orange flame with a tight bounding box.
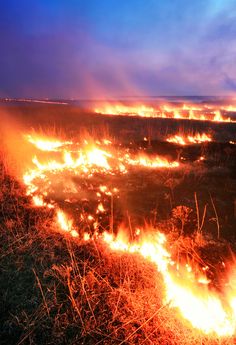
[94,103,236,123]
[19,132,236,337]
[56,209,79,238]
[102,230,236,336]
[26,134,72,151]
[167,133,212,145]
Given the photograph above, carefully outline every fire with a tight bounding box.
[19,131,236,337]
[167,133,212,145]
[188,133,212,144]
[22,134,180,239]
[56,209,79,238]
[124,153,179,168]
[26,134,72,151]
[23,134,179,208]
[22,133,179,246]
[86,147,112,169]
[102,229,236,337]
[32,195,49,207]
[97,202,105,213]
[94,103,155,117]
[222,105,236,112]
[94,103,236,123]
[57,209,73,232]
[167,135,187,146]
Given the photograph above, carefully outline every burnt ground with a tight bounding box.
[0,103,236,344]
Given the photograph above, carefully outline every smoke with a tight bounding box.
[0,111,35,177]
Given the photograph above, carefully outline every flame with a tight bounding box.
[94,103,155,117]
[167,135,188,146]
[22,134,179,209]
[188,133,212,144]
[167,133,212,145]
[94,103,236,123]
[56,209,79,238]
[86,147,112,169]
[19,131,236,337]
[97,202,105,213]
[124,153,179,168]
[26,134,72,151]
[222,105,236,112]
[22,133,179,246]
[102,229,236,337]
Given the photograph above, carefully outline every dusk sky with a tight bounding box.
[1,0,236,99]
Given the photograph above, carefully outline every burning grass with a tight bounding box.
[1,103,236,344]
[166,133,212,145]
[1,149,236,344]
[94,102,236,124]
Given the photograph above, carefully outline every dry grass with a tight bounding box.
[0,153,236,345]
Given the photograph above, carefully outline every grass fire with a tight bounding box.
[1,99,236,344]
[2,2,236,344]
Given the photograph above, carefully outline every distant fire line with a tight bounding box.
[94,104,236,123]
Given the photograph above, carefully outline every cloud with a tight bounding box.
[1,0,236,98]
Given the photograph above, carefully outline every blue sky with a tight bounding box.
[0,0,236,98]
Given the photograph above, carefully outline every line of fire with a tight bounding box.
[1,98,236,343]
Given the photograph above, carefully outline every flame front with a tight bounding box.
[103,231,236,337]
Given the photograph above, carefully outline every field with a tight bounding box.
[1,102,236,344]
